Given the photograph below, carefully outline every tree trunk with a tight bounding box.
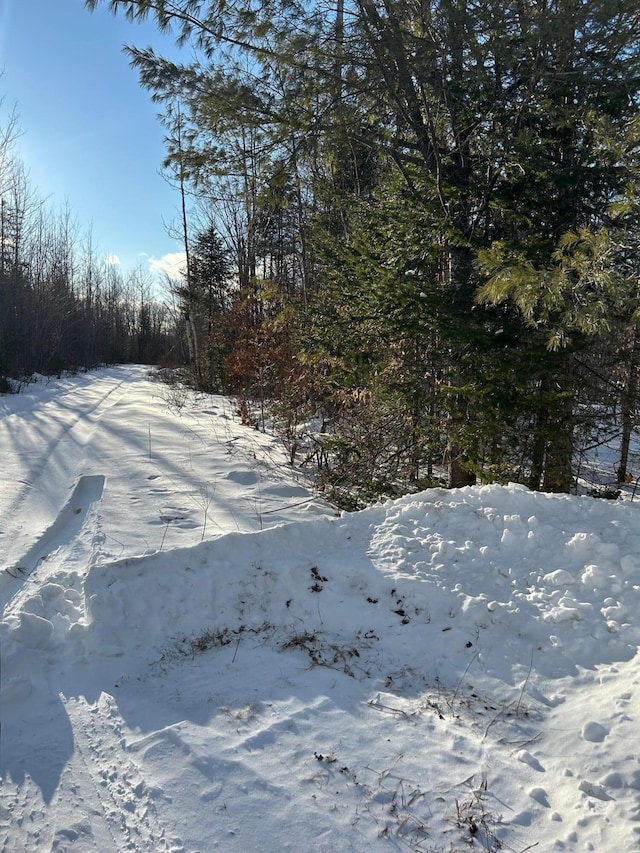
[449,450,477,488]
[542,360,575,493]
[617,327,640,483]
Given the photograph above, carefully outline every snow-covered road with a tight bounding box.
[1,366,329,581]
[2,367,640,852]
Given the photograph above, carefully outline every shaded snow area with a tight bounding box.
[1,367,640,852]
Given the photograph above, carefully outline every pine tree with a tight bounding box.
[172,225,231,391]
[86,0,640,494]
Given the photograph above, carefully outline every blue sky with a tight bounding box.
[0,0,187,283]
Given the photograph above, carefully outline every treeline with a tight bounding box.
[0,103,177,387]
[88,0,640,503]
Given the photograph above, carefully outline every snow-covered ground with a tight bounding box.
[1,365,640,852]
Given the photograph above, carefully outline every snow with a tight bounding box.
[2,365,640,852]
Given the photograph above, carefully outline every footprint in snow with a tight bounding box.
[225,471,259,485]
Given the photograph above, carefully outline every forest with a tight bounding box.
[4,0,640,507]
[0,100,178,386]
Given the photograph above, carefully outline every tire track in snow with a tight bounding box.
[0,377,127,567]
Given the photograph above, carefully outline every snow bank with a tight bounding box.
[82,484,640,685]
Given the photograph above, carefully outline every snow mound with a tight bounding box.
[83,484,640,683]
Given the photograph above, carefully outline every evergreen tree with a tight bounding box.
[172,224,232,391]
[86,0,640,495]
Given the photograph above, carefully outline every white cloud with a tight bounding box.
[105,254,121,266]
[149,251,187,281]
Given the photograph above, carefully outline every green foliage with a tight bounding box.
[477,226,640,350]
[85,0,640,496]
